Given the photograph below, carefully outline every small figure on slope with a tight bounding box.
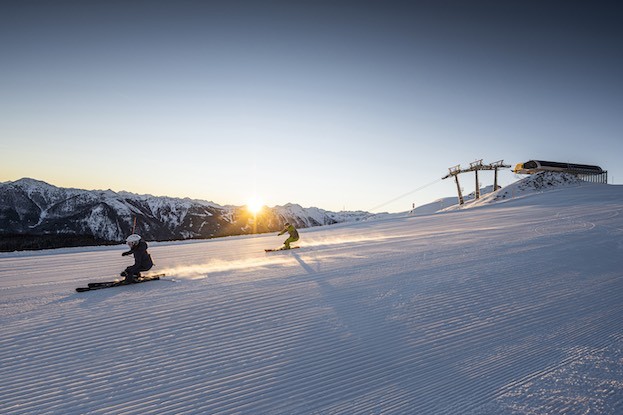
[121,234,154,283]
[278,222,299,250]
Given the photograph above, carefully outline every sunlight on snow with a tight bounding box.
[302,233,407,247]
[158,256,295,279]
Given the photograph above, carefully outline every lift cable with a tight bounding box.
[367,178,443,213]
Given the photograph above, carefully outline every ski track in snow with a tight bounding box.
[1,184,623,414]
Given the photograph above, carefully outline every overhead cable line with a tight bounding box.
[367,178,443,213]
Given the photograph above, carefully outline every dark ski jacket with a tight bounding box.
[123,240,154,274]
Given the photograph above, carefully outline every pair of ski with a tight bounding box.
[265,246,301,252]
[76,273,165,292]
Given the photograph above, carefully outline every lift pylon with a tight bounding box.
[442,159,511,205]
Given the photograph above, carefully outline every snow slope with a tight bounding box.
[1,177,623,414]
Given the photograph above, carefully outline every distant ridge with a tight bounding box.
[0,178,370,251]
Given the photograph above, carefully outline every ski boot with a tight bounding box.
[120,271,140,284]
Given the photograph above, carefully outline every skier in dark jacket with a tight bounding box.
[121,234,153,283]
[278,222,299,250]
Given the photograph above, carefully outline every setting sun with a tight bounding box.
[246,197,264,215]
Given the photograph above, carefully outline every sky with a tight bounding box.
[1,0,622,213]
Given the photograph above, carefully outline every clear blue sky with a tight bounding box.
[1,1,622,212]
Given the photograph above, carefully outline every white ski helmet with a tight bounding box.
[126,234,141,246]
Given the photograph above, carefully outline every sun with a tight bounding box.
[246,196,264,215]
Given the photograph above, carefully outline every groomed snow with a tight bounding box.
[1,177,623,414]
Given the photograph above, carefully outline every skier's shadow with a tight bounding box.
[70,282,134,308]
[290,251,316,275]
[275,251,428,411]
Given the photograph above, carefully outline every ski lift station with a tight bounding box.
[442,159,607,206]
[512,160,608,183]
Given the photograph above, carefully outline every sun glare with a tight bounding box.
[246,197,264,215]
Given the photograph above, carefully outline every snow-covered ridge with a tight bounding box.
[492,171,585,200]
[0,178,369,249]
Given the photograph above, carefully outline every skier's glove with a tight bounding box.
[122,251,132,256]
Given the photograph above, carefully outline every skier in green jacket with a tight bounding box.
[278,222,299,250]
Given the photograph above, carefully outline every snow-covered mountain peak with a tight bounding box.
[0,178,370,250]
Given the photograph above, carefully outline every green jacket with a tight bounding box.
[279,224,299,239]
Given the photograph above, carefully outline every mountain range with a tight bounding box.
[0,178,370,251]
